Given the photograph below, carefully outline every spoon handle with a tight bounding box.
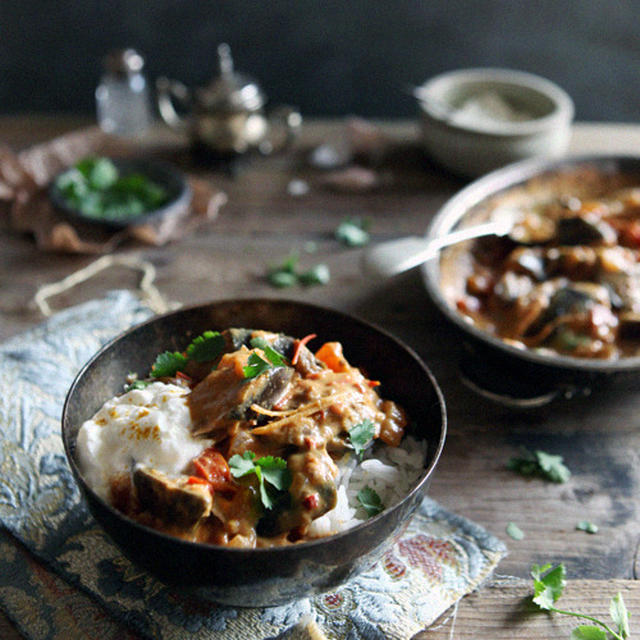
[362,219,511,279]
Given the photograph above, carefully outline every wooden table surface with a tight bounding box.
[2,116,640,638]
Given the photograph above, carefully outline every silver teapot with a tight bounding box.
[156,44,301,156]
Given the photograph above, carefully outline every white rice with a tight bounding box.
[307,435,427,538]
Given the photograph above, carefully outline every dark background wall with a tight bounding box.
[1,1,639,121]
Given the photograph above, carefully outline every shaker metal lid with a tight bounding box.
[196,43,265,112]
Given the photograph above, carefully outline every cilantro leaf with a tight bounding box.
[266,252,330,288]
[151,351,189,378]
[186,331,224,363]
[228,451,257,477]
[530,564,629,639]
[357,486,384,517]
[243,352,274,379]
[250,337,289,367]
[268,270,298,288]
[570,626,608,639]
[508,448,571,483]
[610,593,630,638]
[531,563,566,610]
[576,520,599,534]
[299,263,330,286]
[348,419,376,459]
[255,456,290,491]
[536,450,571,483]
[124,379,151,392]
[506,522,524,540]
[335,217,371,247]
[228,452,291,510]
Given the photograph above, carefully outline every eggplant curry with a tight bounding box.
[446,182,640,359]
[81,329,408,547]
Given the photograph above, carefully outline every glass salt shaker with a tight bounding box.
[96,48,152,136]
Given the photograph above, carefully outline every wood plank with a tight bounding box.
[418,579,640,639]
[4,116,640,639]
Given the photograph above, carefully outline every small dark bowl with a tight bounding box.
[62,299,446,606]
[422,155,640,403]
[49,157,191,230]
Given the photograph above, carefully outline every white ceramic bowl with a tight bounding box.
[417,68,575,177]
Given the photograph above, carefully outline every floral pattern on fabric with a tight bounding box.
[0,291,506,640]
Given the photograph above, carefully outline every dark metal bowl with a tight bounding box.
[422,155,640,403]
[62,298,446,606]
[49,157,191,230]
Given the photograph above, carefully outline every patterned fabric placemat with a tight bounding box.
[0,291,506,640]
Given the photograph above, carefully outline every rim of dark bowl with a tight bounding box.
[62,298,447,557]
[49,157,192,230]
[422,153,640,374]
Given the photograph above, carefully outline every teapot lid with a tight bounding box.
[197,43,265,112]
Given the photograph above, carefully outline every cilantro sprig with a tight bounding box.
[243,340,289,379]
[357,486,384,517]
[348,419,376,459]
[335,217,371,247]
[530,563,629,639]
[267,253,330,288]
[150,331,224,378]
[228,451,291,509]
[508,448,571,483]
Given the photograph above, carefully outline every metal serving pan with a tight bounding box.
[421,155,640,406]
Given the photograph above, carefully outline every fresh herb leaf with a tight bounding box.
[151,351,189,378]
[268,270,299,288]
[348,419,376,459]
[124,379,151,392]
[530,564,630,640]
[256,456,290,490]
[243,339,289,378]
[576,520,599,534]
[55,157,169,222]
[299,263,330,286]
[570,626,608,639]
[508,448,571,483]
[249,338,289,367]
[357,486,384,517]
[186,331,224,363]
[609,593,630,638]
[536,450,572,483]
[506,522,525,540]
[267,252,330,288]
[228,452,291,510]
[228,451,257,477]
[532,563,566,610]
[335,217,371,247]
[243,352,278,379]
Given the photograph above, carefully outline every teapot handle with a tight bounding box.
[258,105,302,155]
[156,77,191,131]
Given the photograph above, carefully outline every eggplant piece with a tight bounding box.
[231,366,295,420]
[133,466,212,528]
[524,287,595,338]
[555,215,616,246]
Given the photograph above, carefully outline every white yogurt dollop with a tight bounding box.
[76,382,209,500]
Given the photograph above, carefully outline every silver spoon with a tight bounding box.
[362,210,520,279]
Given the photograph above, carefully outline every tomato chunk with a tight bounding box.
[192,447,232,490]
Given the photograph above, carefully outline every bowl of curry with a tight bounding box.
[423,155,640,378]
[62,299,446,606]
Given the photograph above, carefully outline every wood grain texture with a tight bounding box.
[3,117,640,639]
